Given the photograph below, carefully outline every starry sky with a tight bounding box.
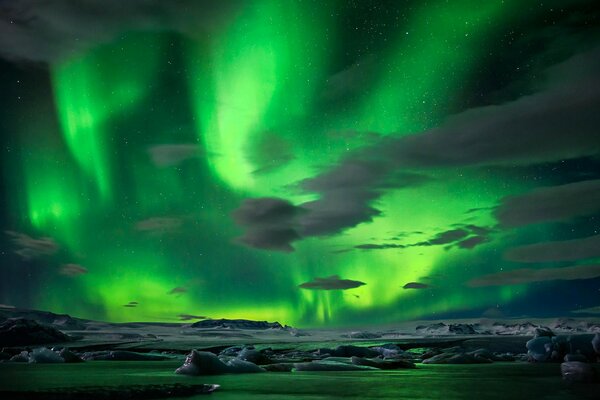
[0,0,599,327]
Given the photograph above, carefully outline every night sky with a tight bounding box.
[0,0,599,327]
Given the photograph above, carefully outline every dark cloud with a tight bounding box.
[403,282,429,289]
[423,228,470,246]
[178,313,206,321]
[297,160,388,237]
[123,301,138,308]
[467,264,600,287]
[355,224,493,251]
[5,231,59,260]
[383,48,600,168]
[504,234,600,263]
[494,179,600,228]
[147,144,201,168]
[299,275,366,290]
[465,207,495,214]
[0,0,241,63]
[168,286,187,295]
[455,235,489,249]
[59,264,88,277]
[232,198,302,252]
[354,243,406,250]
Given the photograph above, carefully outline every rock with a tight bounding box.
[371,344,402,358]
[237,347,271,365]
[0,318,72,346]
[561,361,597,383]
[331,345,379,358]
[0,308,87,330]
[468,348,495,360]
[351,356,416,369]
[262,363,294,372]
[28,347,64,363]
[422,351,491,364]
[59,348,84,363]
[175,351,230,375]
[293,361,377,371]
[219,346,243,357]
[225,358,266,373]
[289,328,311,337]
[191,319,283,330]
[416,323,478,335]
[175,350,265,375]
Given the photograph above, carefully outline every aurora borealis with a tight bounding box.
[0,0,599,327]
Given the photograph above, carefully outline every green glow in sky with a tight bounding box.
[4,0,594,327]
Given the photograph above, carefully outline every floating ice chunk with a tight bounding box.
[237,347,270,365]
[526,337,552,362]
[371,344,403,358]
[263,363,294,372]
[175,351,230,375]
[59,348,84,363]
[331,345,379,358]
[175,350,264,375]
[592,333,600,355]
[561,361,597,383]
[351,356,416,369]
[28,347,64,363]
[225,358,265,373]
[83,350,168,361]
[9,351,29,362]
[293,361,377,371]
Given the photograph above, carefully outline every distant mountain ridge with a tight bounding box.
[191,318,285,330]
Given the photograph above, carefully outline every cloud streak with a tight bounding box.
[59,264,88,277]
[299,275,366,290]
[505,234,600,263]
[0,0,242,63]
[467,264,600,287]
[495,179,600,227]
[5,231,59,260]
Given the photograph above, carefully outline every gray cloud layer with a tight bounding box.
[0,0,241,62]
[467,264,600,287]
[495,179,600,227]
[232,198,302,252]
[505,234,600,263]
[5,231,59,260]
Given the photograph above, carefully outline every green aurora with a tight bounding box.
[1,0,599,327]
